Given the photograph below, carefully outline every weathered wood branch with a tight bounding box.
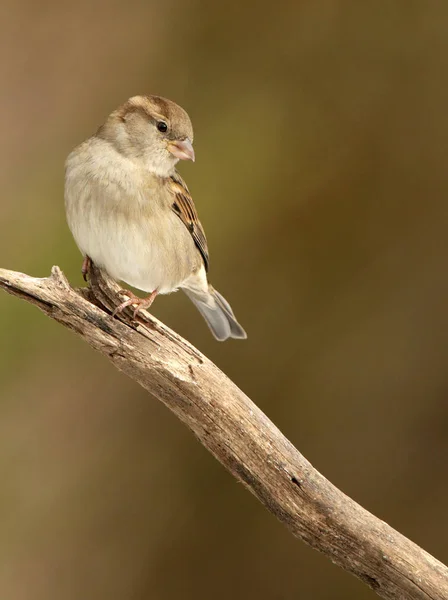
[0,265,446,600]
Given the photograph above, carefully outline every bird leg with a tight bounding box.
[81,256,92,281]
[112,289,158,320]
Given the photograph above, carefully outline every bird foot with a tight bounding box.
[81,256,92,282]
[112,289,158,320]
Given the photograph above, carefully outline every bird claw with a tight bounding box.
[81,256,92,281]
[111,296,136,318]
[112,289,158,320]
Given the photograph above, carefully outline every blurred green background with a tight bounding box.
[1,1,447,598]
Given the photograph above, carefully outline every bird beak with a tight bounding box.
[168,138,195,162]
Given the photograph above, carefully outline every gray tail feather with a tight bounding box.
[183,286,247,341]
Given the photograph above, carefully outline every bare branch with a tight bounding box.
[0,265,447,600]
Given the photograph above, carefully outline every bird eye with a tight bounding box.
[157,121,168,133]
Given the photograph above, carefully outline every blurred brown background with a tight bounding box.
[0,1,447,598]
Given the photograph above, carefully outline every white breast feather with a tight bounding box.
[65,139,198,294]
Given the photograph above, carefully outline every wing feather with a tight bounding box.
[169,172,209,271]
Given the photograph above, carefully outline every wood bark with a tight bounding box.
[0,265,447,600]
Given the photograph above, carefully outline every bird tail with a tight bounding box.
[183,285,247,341]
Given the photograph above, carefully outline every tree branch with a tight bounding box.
[0,265,446,600]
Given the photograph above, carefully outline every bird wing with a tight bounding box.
[169,172,209,272]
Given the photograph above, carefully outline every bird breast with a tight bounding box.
[65,139,200,294]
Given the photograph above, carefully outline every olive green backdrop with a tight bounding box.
[0,1,447,599]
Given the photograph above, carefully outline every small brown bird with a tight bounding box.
[64,95,246,341]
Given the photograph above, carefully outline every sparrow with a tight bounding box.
[64,95,246,341]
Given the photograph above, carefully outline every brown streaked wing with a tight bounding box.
[169,172,209,271]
